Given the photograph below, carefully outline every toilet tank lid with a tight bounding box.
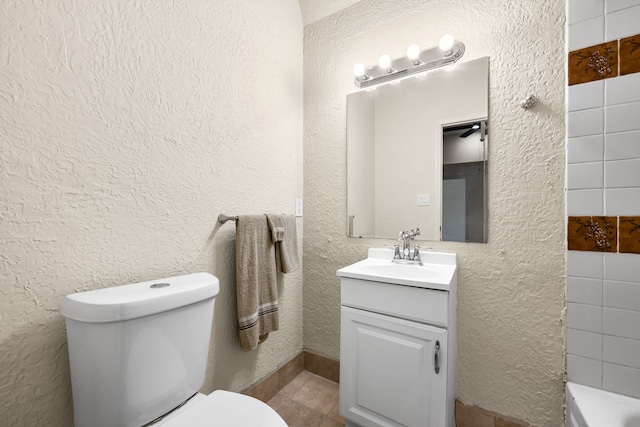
[61,272,220,323]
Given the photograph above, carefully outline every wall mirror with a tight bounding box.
[346,56,489,242]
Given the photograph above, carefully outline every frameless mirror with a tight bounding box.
[346,56,489,242]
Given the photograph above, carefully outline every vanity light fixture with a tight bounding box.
[352,34,465,88]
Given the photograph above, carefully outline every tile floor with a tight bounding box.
[267,371,345,427]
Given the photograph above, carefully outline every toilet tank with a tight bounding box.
[61,272,219,427]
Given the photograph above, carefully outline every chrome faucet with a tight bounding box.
[393,228,421,264]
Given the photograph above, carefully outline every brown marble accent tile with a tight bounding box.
[267,394,325,427]
[278,351,305,390]
[568,216,618,252]
[244,369,280,403]
[569,41,619,85]
[291,373,339,415]
[620,34,640,75]
[619,216,640,254]
[304,351,340,383]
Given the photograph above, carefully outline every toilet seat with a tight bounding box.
[157,390,288,427]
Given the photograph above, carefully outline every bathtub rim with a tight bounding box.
[566,381,640,427]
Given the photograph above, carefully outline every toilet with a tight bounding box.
[60,272,288,427]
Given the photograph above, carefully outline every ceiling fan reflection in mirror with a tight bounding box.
[444,122,486,138]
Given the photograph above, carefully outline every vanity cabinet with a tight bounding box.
[337,249,456,427]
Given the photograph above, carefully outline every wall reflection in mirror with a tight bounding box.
[346,57,489,242]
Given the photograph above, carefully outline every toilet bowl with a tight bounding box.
[155,391,286,426]
[61,272,287,427]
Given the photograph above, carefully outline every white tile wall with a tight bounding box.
[568,135,604,164]
[567,328,603,359]
[567,189,603,215]
[567,162,604,189]
[603,335,640,369]
[568,108,604,137]
[605,159,640,188]
[605,102,640,133]
[605,5,640,39]
[606,0,640,13]
[605,130,640,160]
[604,252,640,281]
[567,251,604,278]
[569,80,605,111]
[605,188,640,214]
[604,307,640,339]
[610,159,640,187]
[567,354,603,388]
[605,73,640,105]
[568,0,604,25]
[603,363,640,398]
[567,0,640,397]
[567,302,603,333]
[567,190,604,216]
[568,276,604,305]
[569,16,605,50]
[605,280,640,311]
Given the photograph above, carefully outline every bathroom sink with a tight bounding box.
[337,248,456,290]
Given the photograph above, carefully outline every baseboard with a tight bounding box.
[455,400,533,427]
[243,351,305,403]
[303,350,340,383]
[243,350,339,403]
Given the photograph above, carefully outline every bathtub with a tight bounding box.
[566,382,640,427]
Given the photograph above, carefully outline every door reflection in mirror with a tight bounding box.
[442,121,487,243]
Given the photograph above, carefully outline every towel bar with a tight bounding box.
[218,213,293,225]
[218,214,239,224]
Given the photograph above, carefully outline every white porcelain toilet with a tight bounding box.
[61,272,288,427]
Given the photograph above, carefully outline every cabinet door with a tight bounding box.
[340,306,447,427]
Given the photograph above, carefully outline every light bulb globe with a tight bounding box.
[407,44,421,61]
[353,63,366,77]
[378,54,391,70]
[439,34,454,52]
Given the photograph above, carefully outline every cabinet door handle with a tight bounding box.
[434,340,440,374]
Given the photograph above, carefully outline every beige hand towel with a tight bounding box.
[235,215,279,352]
[266,214,299,273]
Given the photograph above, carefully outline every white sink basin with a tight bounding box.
[337,248,456,290]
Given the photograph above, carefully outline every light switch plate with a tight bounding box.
[295,198,303,217]
[418,194,430,206]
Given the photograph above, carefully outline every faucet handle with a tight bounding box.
[412,245,421,261]
[393,244,402,259]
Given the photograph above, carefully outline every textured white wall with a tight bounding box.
[303,0,566,425]
[0,1,303,425]
[298,0,362,26]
